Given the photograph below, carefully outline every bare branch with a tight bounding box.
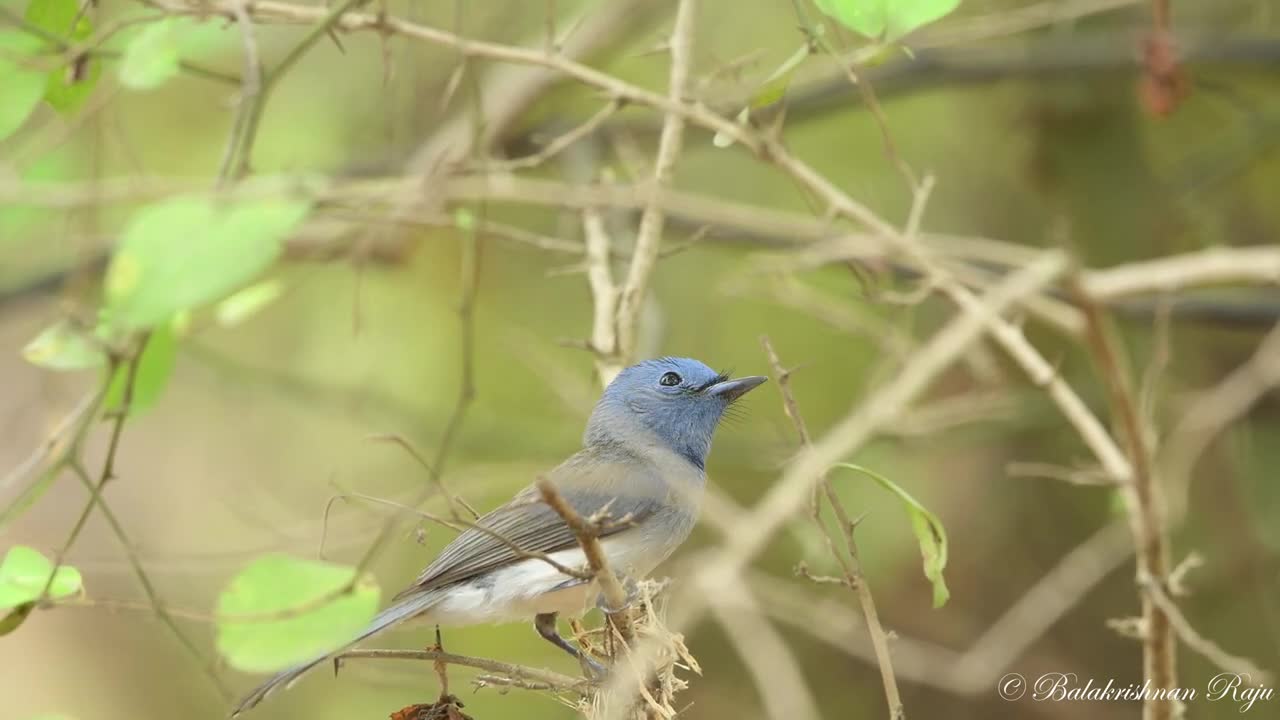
[608,0,696,379]
[337,647,591,695]
[535,477,634,644]
[761,336,903,720]
[1071,278,1178,720]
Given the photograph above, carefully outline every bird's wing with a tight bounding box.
[393,446,664,599]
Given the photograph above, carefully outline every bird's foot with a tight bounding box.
[579,653,609,681]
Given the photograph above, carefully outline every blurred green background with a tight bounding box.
[3,0,1280,719]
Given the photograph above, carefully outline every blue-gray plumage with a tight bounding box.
[231,357,765,715]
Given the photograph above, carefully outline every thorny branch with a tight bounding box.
[1071,279,1177,720]
[337,647,592,696]
[761,337,904,720]
[535,477,635,645]
[605,0,696,381]
[20,338,233,699]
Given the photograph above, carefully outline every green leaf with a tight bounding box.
[103,326,176,415]
[813,0,961,41]
[0,545,83,610]
[22,320,106,370]
[714,43,811,149]
[44,52,100,114]
[216,554,380,673]
[26,0,100,113]
[215,279,283,327]
[835,463,950,607]
[104,197,310,330]
[0,32,47,141]
[118,20,180,90]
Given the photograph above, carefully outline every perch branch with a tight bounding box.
[535,477,634,644]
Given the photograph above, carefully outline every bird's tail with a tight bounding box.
[230,588,440,716]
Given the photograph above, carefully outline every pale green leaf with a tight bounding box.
[715,43,811,149]
[26,0,100,112]
[0,32,47,141]
[22,320,106,370]
[813,0,961,40]
[835,463,950,607]
[118,20,180,90]
[216,554,380,673]
[216,280,283,327]
[103,326,177,415]
[104,196,310,330]
[0,545,83,609]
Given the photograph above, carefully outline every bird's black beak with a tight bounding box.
[705,375,767,402]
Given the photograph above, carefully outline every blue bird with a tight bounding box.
[232,357,766,714]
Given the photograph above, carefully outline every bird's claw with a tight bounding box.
[579,654,609,681]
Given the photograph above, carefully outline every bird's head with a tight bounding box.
[585,357,766,470]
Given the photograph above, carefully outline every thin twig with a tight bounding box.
[221,0,366,179]
[1071,277,1178,720]
[337,648,591,695]
[37,339,233,700]
[218,0,264,185]
[485,99,624,172]
[608,0,696,378]
[583,206,620,382]
[1139,572,1271,683]
[761,336,904,720]
[1161,322,1280,522]
[534,477,634,643]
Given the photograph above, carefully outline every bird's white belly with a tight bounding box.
[417,536,660,627]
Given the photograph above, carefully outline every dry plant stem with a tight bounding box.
[401,0,655,172]
[939,281,1134,482]
[534,478,634,644]
[584,207,620,384]
[0,389,99,523]
[66,463,231,699]
[1071,280,1176,720]
[757,135,1133,484]
[217,0,263,185]
[38,354,137,604]
[10,168,1280,310]
[220,0,366,179]
[760,337,903,720]
[148,0,757,152]
[1082,246,1280,300]
[1161,322,1280,520]
[602,251,1070,720]
[47,342,232,699]
[487,99,623,172]
[1139,574,1271,682]
[337,648,590,694]
[609,0,695,377]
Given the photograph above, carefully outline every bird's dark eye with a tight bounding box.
[659,371,682,387]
